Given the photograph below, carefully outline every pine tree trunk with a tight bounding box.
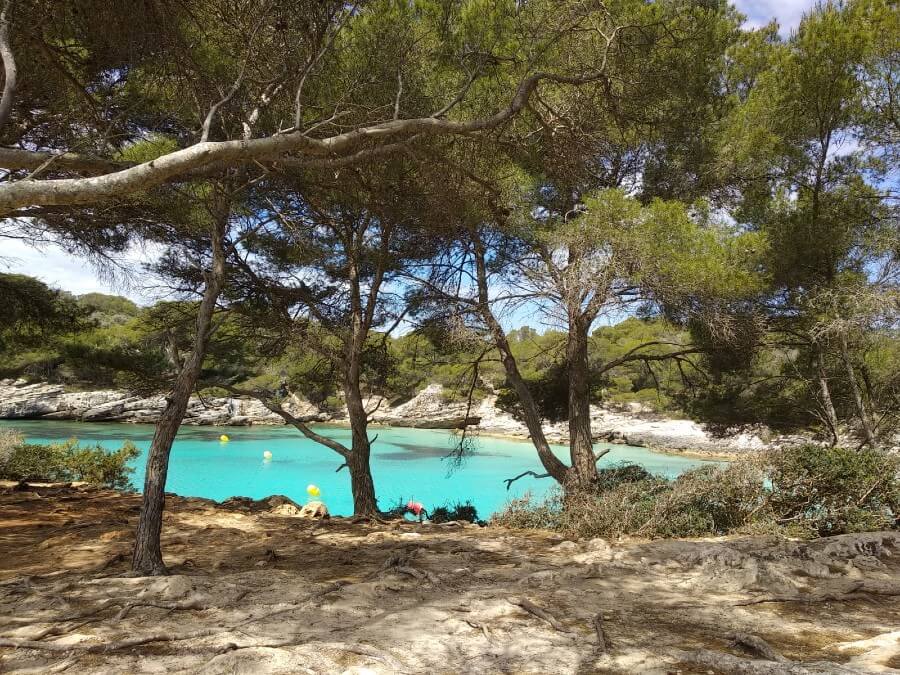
[567,316,598,489]
[838,331,877,447]
[131,208,228,576]
[470,231,569,485]
[813,341,840,446]
[344,380,379,516]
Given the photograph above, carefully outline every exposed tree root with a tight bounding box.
[229,581,349,628]
[730,581,900,607]
[465,619,491,641]
[730,633,787,662]
[679,648,863,674]
[0,583,344,658]
[593,612,608,652]
[349,514,391,525]
[114,597,209,620]
[0,628,220,654]
[393,565,440,585]
[326,642,410,673]
[510,598,572,633]
[2,594,230,633]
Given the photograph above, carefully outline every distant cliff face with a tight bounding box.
[0,379,318,427]
[0,379,795,456]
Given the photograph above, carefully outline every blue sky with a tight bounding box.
[734,0,815,33]
[0,0,819,305]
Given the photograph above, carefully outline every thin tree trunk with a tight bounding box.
[343,239,379,517]
[471,230,569,484]
[812,340,839,446]
[566,315,598,489]
[131,204,228,576]
[838,331,877,447]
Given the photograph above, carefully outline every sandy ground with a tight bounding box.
[1,484,898,674]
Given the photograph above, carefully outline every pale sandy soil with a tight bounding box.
[1,484,898,674]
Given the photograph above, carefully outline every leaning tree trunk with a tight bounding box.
[566,315,599,490]
[838,331,877,447]
[471,232,568,485]
[132,214,227,576]
[812,340,840,446]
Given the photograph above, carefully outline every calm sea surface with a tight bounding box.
[0,420,722,517]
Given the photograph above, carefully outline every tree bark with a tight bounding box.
[131,200,228,576]
[566,314,599,489]
[812,340,839,446]
[344,377,378,516]
[342,239,380,517]
[471,230,569,484]
[838,330,876,447]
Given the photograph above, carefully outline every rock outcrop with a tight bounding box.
[0,378,804,455]
[0,379,323,427]
[367,384,481,429]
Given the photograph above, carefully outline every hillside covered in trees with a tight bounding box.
[3,278,898,438]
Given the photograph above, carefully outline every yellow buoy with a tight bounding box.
[263,450,273,461]
[219,434,229,442]
[306,484,321,498]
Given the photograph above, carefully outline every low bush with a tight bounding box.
[491,491,565,531]
[491,445,899,540]
[0,429,140,491]
[383,496,484,524]
[764,445,899,536]
[430,500,482,525]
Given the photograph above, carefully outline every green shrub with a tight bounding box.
[430,500,482,524]
[0,431,140,491]
[765,444,900,536]
[491,491,565,531]
[595,462,654,491]
[490,446,898,540]
[0,429,23,467]
[68,442,141,491]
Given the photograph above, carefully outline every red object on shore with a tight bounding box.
[406,500,424,516]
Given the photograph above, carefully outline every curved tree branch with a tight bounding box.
[0,65,618,213]
[222,384,350,458]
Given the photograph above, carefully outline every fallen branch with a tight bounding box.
[509,598,572,633]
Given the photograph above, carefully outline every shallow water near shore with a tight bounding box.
[1,420,723,517]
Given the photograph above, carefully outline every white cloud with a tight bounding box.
[733,0,816,34]
[0,237,163,304]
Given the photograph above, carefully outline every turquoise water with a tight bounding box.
[1,420,722,517]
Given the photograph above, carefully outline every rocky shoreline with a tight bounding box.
[0,379,803,457]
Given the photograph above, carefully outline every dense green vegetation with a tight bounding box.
[0,429,139,491]
[4,284,896,441]
[492,445,900,539]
